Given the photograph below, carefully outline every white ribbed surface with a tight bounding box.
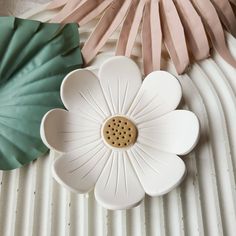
[1,2,236,236]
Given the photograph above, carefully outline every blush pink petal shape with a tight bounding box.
[192,0,236,68]
[47,0,68,10]
[211,0,236,37]
[160,0,189,74]
[173,0,210,61]
[116,0,145,57]
[45,0,236,74]
[81,0,132,64]
[141,0,162,75]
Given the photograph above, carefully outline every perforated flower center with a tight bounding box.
[103,116,137,148]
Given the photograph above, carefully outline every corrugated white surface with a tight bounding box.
[1,2,236,236]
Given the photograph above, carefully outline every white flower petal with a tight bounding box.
[127,144,186,196]
[40,109,101,153]
[52,143,110,193]
[95,151,145,210]
[61,69,110,120]
[127,71,182,121]
[138,110,200,155]
[99,56,142,115]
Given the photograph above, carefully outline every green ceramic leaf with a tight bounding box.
[0,16,83,170]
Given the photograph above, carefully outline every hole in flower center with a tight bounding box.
[103,116,137,148]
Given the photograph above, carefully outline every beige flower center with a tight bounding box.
[103,116,137,148]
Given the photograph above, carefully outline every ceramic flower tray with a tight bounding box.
[0,16,83,170]
[0,7,200,211]
[41,56,200,210]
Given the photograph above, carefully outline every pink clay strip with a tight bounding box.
[230,0,236,6]
[82,0,132,65]
[53,0,114,25]
[79,0,114,25]
[116,0,139,56]
[192,0,236,68]
[46,0,68,10]
[150,0,162,72]
[116,0,145,57]
[141,0,162,75]
[174,0,209,61]
[210,0,236,37]
[160,0,189,74]
[142,1,152,75]
[50,0,82,22]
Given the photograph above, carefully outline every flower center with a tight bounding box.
[102,116,137,148]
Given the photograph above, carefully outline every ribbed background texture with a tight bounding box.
[0,1,236,236]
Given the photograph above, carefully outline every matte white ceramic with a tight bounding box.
[40,56,200,210]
